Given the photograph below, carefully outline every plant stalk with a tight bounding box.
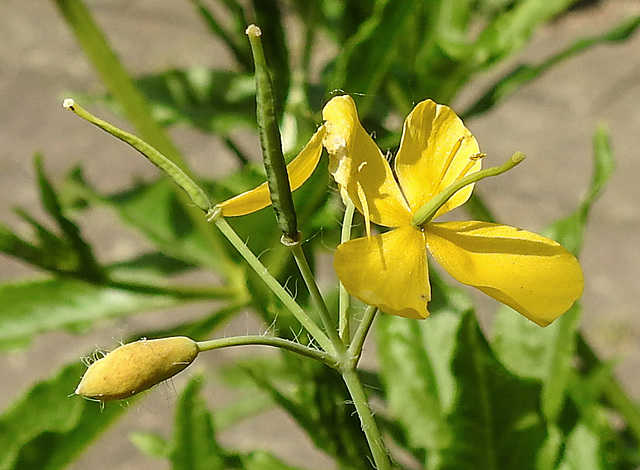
[340,367,392,470]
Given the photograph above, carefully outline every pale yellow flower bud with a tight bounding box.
[76,336,199,401]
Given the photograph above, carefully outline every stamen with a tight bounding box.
[411,151,525,228]
[357,181,371,239]
[436,135,467,184]
[355,162,372,238]
[455,152,486,181]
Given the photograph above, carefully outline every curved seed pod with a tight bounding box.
[76,336,199,401]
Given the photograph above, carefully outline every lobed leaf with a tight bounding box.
[169,377,226,470]
[0,278,184,350]
[439,312,545,470]
[464,15,640,119]
[0,363,129,470]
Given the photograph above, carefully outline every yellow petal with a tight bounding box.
[322,95,411,228]
[424,221,584,326]
[395,100,481,218]
[217,126,326,217]
[334,225,430,319]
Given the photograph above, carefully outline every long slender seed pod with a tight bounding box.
[246,25,300,243]
[63,99,213,214]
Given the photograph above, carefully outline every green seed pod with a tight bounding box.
[76,336,199,401]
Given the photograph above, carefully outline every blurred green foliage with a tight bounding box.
[1,1,640,469]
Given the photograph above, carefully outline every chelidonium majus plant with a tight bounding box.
[67,25,584,470]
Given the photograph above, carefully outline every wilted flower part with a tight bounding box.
[76,337,199,401]
[322,95,584,326]
[216,126,326,216]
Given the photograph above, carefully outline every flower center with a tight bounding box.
[411,152,526,228]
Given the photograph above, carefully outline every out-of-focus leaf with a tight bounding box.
[493,125,614,425]
[0,363,129,470]
[0,306,239,470]
[0,224,51,269]
[34,155,101,278]
[138,69,257,134]
[169,377,226,470]
[471,0,578,68]
[493,303,581,423]
[329,0,418,114]
[77,69,256,135]
[107,179,227,271]
[129,431,170,459]
[376,270,472,463]
[212,393,273,432]
[0,278,184,349]
[464,15,640,118]
[0,156,104,280]
[241,450,304,470]
[189,0,252,70]
[377,312,457,464]
[545,124,615,255]
[440,312,545,469]
[235,355,372,469]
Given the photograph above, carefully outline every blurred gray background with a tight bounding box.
[1,0,640,468]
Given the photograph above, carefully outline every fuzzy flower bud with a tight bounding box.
[76,336,199,401]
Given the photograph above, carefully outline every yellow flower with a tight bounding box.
[322,95,583,326]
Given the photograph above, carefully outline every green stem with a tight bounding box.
[212,215,335,355]
[412,151,525,227]
[339,199,356,342]
[348,306,378,365]
[340,367,392,470]
[197,335,335,367]
[289,243,344,349]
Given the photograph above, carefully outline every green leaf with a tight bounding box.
[107,179,225,270]
[376,270,472,463]
[0,307,238,470]
[464,15,640,118]
[440,312,545,470]
[129,431,170,459]
[0,278,183,349]
[493,304,582,425]
[169,376,226,470]
[376,312,458,463]
[493,124,615,429]
[236,355,372,468]
[0,363,129,470]
[472,0,577,68]
[329,0,418,114]
[557,424,604,470]
[493,122,614,414]
[0,223,51,269]
[241,450,304,470]
[34,155,103,279]
[545,124,615,256]
[134,69,257,134]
